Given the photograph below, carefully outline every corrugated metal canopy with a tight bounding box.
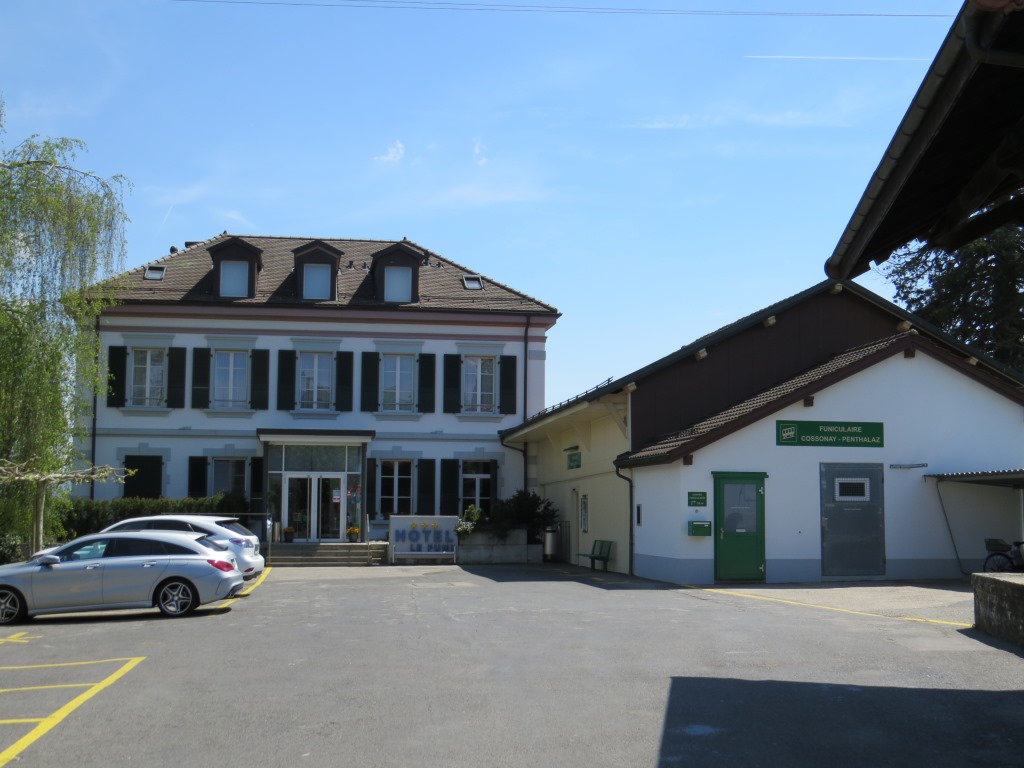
[826,2,1024,280]
[926,468,1024,488]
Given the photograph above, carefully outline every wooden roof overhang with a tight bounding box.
[826,2,1024,280]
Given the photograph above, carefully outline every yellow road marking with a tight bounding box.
[0,656,145,767]
[682,585,972,628]
[241,566,271,593]
[0,631,42,644]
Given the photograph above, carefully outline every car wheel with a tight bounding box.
[155,579,198,617]
[0,587,26,625]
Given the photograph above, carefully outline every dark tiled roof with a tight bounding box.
[106,234,559,316]
[617,334,917,467]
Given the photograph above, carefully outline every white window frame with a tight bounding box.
[212,350,249,409]
[297,351,333,411]
[462,355,496,413]
[130,348,166,407]
[303,263,331,300]
[834,477,870,502]
[220,260,249,298]
[384,265,412,303]
[212,458,247,496]
[381,353,415,412]
[461,460,492,513]
[380,459,413,517]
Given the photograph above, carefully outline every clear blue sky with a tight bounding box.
[2,0,963,408]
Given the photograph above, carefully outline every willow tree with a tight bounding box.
[0,101,128,552]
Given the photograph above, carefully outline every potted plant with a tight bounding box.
[346,525,360,542]
[283,526,295,543]
[456,505,481,537]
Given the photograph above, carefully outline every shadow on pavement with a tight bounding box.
[660,677,1024,767]
[459,563,675,590]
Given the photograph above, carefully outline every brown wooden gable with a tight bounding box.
[629,287,907,451]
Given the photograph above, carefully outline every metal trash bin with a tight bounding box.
[543,526,558,562]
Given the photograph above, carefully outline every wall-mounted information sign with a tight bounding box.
[776,420,884,447]
[687,491,708,507]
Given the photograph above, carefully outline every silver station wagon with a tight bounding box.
[0,531,245,624]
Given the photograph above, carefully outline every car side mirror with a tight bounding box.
[39,555,60,566]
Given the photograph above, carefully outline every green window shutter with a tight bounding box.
[443,354,461,414]
[250,349,269,410]
[124,456,163,499]
[188,456,208,498]
[499,355,517,415]
[277,350,295,410]
[250,456,264,495]
[360,351,379,412]
[365,458,378,518]
[440,459,460,515]
[417,354,436,413]
[107,346,127,408]
[167,347,186,409]
[489,459,499,512]
[191,348,210,409]
[417,458,436,515]
[335,351,354,412]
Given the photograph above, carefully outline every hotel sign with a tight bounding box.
[776,420,884,447]
[389,515,458,558]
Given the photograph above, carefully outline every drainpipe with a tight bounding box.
[615,464,634,576]
[507,314,531,490]
[90,316,100,500]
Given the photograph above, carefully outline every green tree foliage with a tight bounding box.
[881,226,1024,372]
[0,100,128,551]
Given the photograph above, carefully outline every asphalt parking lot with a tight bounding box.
[1,564,1021,768]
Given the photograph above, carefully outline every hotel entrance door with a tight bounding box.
[284,473,347,541]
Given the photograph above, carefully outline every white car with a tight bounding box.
[0,531,244,623]
[103,515,265,580]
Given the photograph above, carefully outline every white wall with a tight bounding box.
[84,307,550,505]
[633,350,1024,584]
[529,402,631,573]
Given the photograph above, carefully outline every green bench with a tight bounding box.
[579,539,613,571]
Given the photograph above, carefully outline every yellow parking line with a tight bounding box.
[682,585,972,628]
[0,656,145,767]
[241,567,271,593]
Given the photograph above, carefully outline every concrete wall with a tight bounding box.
[973,573,1024,648]
[456,529,543,564]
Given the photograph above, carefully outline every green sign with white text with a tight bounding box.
[776,420,884,447]
[687,492,708,507]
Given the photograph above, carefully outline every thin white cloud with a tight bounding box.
[214,208,255,229]
[375,140,405,164]
[473,141,488,167]
[745,55,929,62]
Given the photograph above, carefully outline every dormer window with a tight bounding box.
[384,266,412,303]
[293,240,342,301]
[303,263,332,300]
[220,261,249,298]
[209,237,263,299]
[370,242,423,304]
